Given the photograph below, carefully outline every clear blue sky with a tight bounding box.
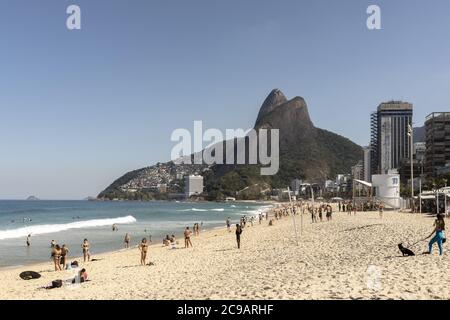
[0,0,449,199]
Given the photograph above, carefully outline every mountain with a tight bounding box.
[413,126,426,143]
[99,89,362,200]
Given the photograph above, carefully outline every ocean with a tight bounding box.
[0,200,271,268]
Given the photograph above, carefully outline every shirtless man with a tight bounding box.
[184,227,193,248]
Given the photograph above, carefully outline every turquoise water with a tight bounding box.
[0,200,270,267]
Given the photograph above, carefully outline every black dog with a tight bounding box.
[398,243,415,257]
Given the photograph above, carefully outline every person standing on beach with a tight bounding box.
[26,234,31,247]
[61,244,69,269]
[226,218,231,232]
[139,238,149,265]
[339,202,341,212]
[235,224,243,249]
[379,203,384,219]
[82,239,91,262]
[326,205,332,221]
[124,233,131,248]
[51,244,62,271]
[425,214,446,256]
[184,227,193,248]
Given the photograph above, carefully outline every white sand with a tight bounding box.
[0,210,448,300]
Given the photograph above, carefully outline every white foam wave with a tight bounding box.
[177,208,224,212]
[0,215,137,240]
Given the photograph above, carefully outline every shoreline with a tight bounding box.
[1,208,449,300]
[0,203,275,270]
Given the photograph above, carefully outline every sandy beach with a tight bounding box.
[0,209,448,300]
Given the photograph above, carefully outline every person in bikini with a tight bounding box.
[81,239,91,262]
[124,233,131,248]
[184,227,193,248]
[139,238,149,265]
[51,244,62,271]
[60,244,69,269]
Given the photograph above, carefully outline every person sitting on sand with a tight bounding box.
[139,238,149,265]
[51,244,62,271]
[60,244,69,269]
[81,239,91,262]
[184,227,193,248]
[170,235,177,249]
[235,224,243,249]
[71,268,89,284]
[124,233,131,249]
[425,214,446,256]
[163,235,171,246]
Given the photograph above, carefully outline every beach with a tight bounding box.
[0,209,449,300]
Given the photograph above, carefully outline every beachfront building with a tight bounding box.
[370,112,379,176]
[370,101,413,175]
[185,175,204,198]
[351,162,364,181]
[372,171,401,209]
[425,112,450,177]
[290,179,303,195]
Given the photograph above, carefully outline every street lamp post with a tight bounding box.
[287,187,299,246]
[408,123,414,212]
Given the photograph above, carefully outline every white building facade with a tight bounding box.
[185,175,204,198]
[372,171,401,209]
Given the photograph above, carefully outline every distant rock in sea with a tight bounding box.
[26,196,39,201]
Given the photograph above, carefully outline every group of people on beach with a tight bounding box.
[25,199,448,277]
[48,238,91,271]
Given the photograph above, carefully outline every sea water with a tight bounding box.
[0,200,271,267]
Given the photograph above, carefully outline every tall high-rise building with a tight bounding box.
[425,112,450,177]
[370,112,378,176]
[370,101,413,175]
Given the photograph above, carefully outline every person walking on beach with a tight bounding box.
[124,233,131,248]
[226,218,231,232]
[235,224,243,249]
[184,227,193,248]
[26,234,31,247]
[82,239,91,262]
[379,203,384,219]
[51,244,62,271]
[139,238,149,265]
[425,214,446,256]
